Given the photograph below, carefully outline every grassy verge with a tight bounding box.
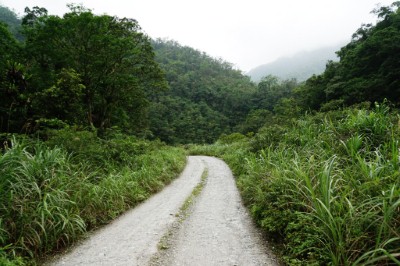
[176,169,208,221]
[0,129,187,265]
[189,103,400,265]
[151,169,208,265]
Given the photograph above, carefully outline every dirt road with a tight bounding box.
[49,156,278,266]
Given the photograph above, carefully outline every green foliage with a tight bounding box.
[237,109,274,134]
[1,3,399,264]
[297,3,400,110]
[43,128,164,172]
[36,68,86,125]
[149,97,230,144]
[0,24,25,133]
[235,76,300,134]
[150,39,256,144]
[0,254,24,266]
[22,5,166,133]
[0,6,23,40]
[252,75,298,112]
[218,132,247,144]
[0,4,166,135]
[0,137,85,259]
[191,103,400,265]
[0,132,186,264]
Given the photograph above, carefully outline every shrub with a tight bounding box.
[0,133,186,264]
[196,102,400,265]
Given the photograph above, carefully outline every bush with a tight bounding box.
[194,103,400,265]
[218,132,246,144]
[0,132,187,263]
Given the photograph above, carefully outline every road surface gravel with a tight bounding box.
[48,156,278,266]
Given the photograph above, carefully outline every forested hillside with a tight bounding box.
[0,6,23,40]
[150,40,256,144]
[294,3,400,110]
[249,2,400,113]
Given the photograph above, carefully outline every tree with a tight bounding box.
[252,75,298,112]
[0,23,26,132]
[35,68,86,125]
[22,5,166,133]
[150,39,256,144]
[297,2,400,110]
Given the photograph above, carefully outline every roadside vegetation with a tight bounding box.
[190,103,400,265]
[0,130,186,264]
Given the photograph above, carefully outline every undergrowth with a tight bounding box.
[0,129,186,265]
[190,103,400,265]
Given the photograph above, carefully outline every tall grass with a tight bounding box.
[191,103,400,265]
[0,131,186,264]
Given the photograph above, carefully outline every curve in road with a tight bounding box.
[48,156,278,266]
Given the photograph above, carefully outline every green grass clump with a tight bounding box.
[0,130,186,264]
[190,103,400,265]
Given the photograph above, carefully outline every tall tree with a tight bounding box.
[0,22,26,132]
[22,5,166,133]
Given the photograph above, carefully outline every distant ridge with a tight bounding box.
[247,44,343,82]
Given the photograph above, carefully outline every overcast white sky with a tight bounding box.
[0,0,395,71]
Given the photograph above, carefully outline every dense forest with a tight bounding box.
[150,39,256,144]
[1,2,400,265]
[1,5,167,136]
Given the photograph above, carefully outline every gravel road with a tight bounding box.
[48,156,278,266]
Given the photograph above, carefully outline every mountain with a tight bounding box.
[150,39,256,144]
[247,44,343,82]
[0,5,23,40]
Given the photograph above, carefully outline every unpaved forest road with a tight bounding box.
[49,156,278,266]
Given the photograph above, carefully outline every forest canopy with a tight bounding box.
[1,5,166,135]
[150,39,257,144]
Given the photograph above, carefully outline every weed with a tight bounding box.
[0,131,187,264]
[190,103,400,265]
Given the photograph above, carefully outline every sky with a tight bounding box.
[0,0,395,72]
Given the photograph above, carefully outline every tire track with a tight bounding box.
[151,156,278,266]
[47,157,205,266]
[47,156,278,265]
